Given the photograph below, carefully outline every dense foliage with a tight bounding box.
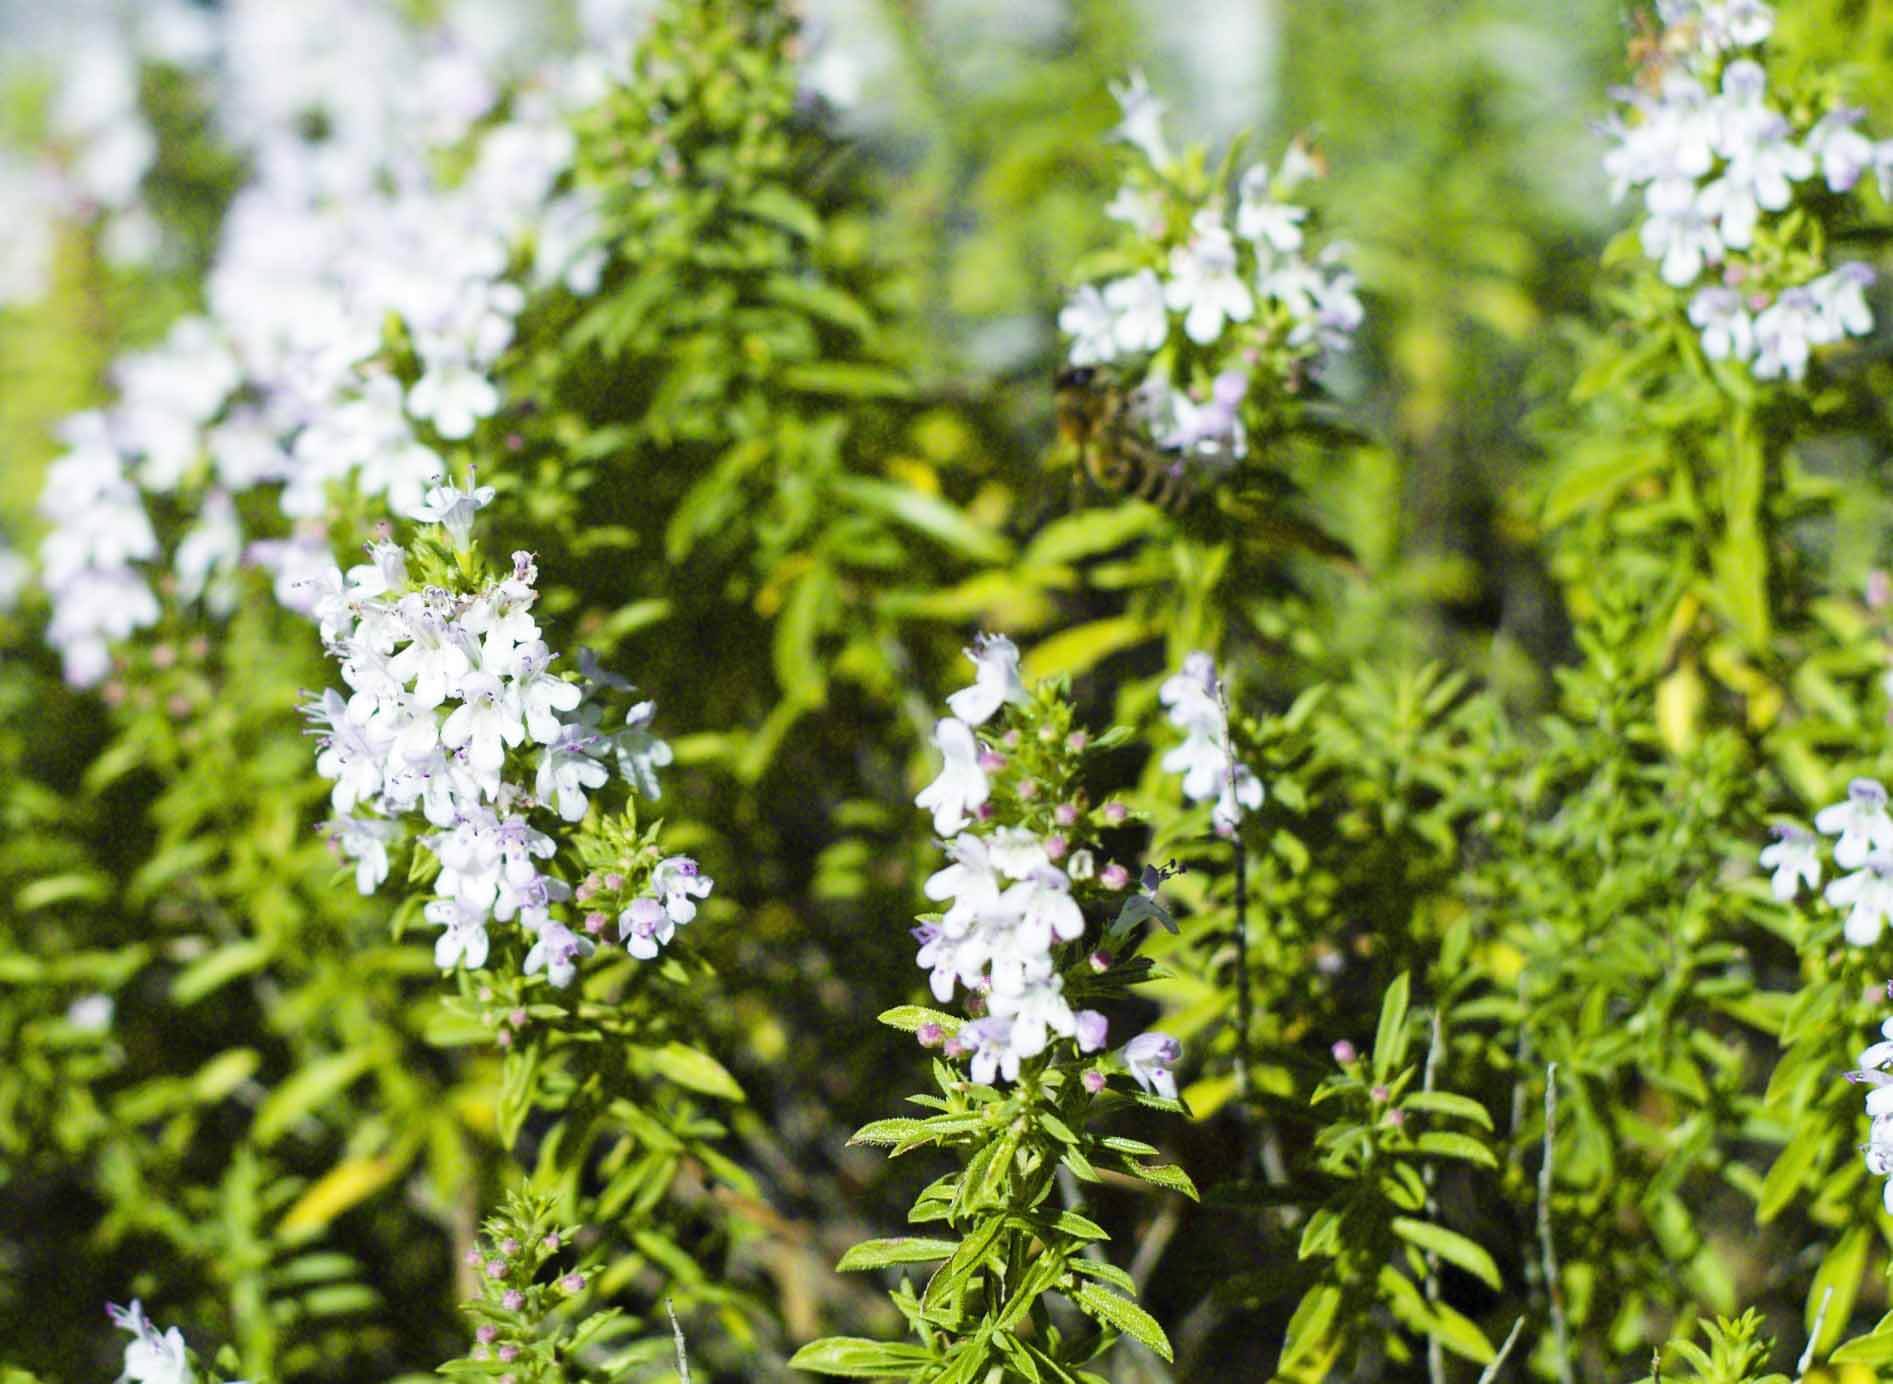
[11,0,1893,1381]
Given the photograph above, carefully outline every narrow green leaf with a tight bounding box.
[639,1042,746,1102]
[1071,1285,1173,1363]
[171,940,273,1007]
[252,1049,376,1147]
[1414,1131,1498,1168]
[1373,973,1411,1082]
[1390,1217,1501,1291]
[787,1337,934,1378]
[1400,1091,1494,1130]
[835,1238,960,1272]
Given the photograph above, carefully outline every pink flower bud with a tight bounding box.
[464,1249,484,1267]
[603,872,625,891]
[151,643,176,669]
[501,1290,524,1311]
[575,878,597,902]
[1053,803,1078,827]
[561,1273,584,1294]
[486,1259,506,1280]
[1385,1108,1406,1128]
[477,1325,497,1344]
[1017,778,1040,801]
[496,1029,513,1048]
[543,1232,561,1252]
[1370,1084,1390,1103]
[1088,950,1113,973]
[978,750,1007,772]
[498,1345,519,1363]
[583,910,608,935]
[1044,834,1068,861]
[501,1238,520,1257]
[1331,1040,1357,1065]
[1100,863,1131,890]
[944,1036,969,1059]
[1065,731,1088,753]
[1082,1069,1107,1094]
[509,1009,527,1029]
[1103,801,1128,824]
[917,1022,944,1048]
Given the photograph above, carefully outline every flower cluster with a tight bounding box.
[306,490,697,989]
[1845,989,1893,1214]
[107,1298,245,1384]
[1602,0,1881,378]
[1056,71,1360,480]
[910,633,1180,1096]
[34,0,632,687]
[452,1190,591,1379]
[1158,650,1263,836]
[0,0,217,306]
[1759,776,1893,945]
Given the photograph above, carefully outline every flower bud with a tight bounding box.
[1054,803,1079,827]
[1082,1069,1107,1094]
[1003,729,1022,749]
[501,1289,524,1311]
[1088,949,1113,973]
[543,1233,561,1252]
[1065,731,1088,753]
[917,1022,945,1048]
[1100,863,1131,890]
[501,1238,520,1257]
[1102,801,1129,824]
[978,749,1007,773]
[1370,1084,1390,1103]
[509,1008,527,1029]
[1044,834,1068,861]
[498,1345,519,1363]
[603,872,625,891]
[583,910,608,935]
[561,1273,585,1294]
[486,1259,506,1280]
[1067,849,1095,881]
[464,1249,484,1268]
[1017,778,1040,801]
[1385,1108,1406,1128]
[477,1325,497,1344]
[1331,1040,1357,1065]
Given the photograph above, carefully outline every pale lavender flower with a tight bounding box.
[1758,824,1821,901]
[523,921,595,988]
[1122,1031,1182,1099]
[916,718,990,837]
[945,633,1029,727]
[1815,778,1893,870]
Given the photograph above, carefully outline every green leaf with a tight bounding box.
[639,1041,746,1102]
[787,1337,934,1378]
[1390,1217,1502,1291]
[836,1237,961,1271]
[1832,1313,1893,1365]
[1542,449,1666,526]
[739,184,823,240]
[171,940,273,1007]
[772,561,833,709]
[1022,507,1164,567]
[830,476,1009,561]
[1400,1091,1494,1130]
[1071,1285,1174,1362]
[780,363,915,399]
[1806,1225,1872,1358]
[252,1049,377,1147]
[1278,1283,1341,1372]
[1427,1301,1496,1365]
[1021,617,1150,683]
[1120,1160,1199,1200]
[1373,973,1411,1082]
[1414,1131,1498,1168]
[1757,1130,1821,1224]
[877,1006,962,1036]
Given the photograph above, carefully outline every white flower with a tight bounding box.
[1824,853,1893,947]
[536,725,609,822]
[651,855,713,926]
[409,476,497,549]
[1104,269,1169,355]
[1640,179,1722,286]
[1810,264,1875,342]
[1212,763,1265,835]
[331,814,401,894]
[512,642,583,743]
[1752,287,1821,381]
[986,826,1052,881]
[1808,108,1874,192]
[1059,284,1118,367]
[1165,213,1253,345]
[1235,164,1306,253]
[441,672,525,775]
[1688,287,1755,362]
[1815,778,1893,869]
[1121,1031,1182,1099]
[618,896,674,959]
[107,1299,196,1384]
[613,700,672,799]
[987,967,1076,1058]
[959,1015,1024,1085]
[999,867,1086,950]
[915,718,990,837]
[945,633,1029,726]
[427,896,491,970]
[1108,69,1171,169]
[387,601,476,709]
[524,921,595,988]
[1104,184,1164,235]
[925,834,1006,934]
[408,360,500,440]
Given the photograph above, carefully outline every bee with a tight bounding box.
[1053,366,1196,511]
